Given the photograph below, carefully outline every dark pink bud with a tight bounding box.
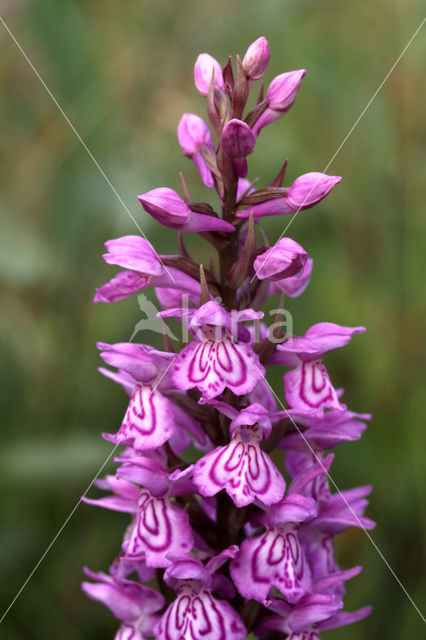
[242,37,270,80]
[222,118,255,159]
[267,69,306,111]
[194,53,225,97]
[138,187,234,233]
[287,172,342,210]
[138,188,191,227]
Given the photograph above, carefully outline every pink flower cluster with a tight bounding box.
[83,37,374,639]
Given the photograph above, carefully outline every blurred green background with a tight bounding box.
[0,0,425,638]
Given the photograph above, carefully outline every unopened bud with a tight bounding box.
[242,37,270,80]
[194,53,225,97]
[287,172,341,210]
[222,119,255,159]
[178,114,214,188]
[267,69,306,111]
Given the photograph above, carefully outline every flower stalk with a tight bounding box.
[83,37,374,639]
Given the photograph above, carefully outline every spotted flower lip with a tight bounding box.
[230,520,314,604]
[193,403,286,507]
[156,549,247,640]
[138,187,235,233]
[97,342,177,451]
[114,457,195,567]
[273,324,366,413]
[178,113,215,188]
[160,301,265,399]
[229,457,335,604]
[254,237,308,281]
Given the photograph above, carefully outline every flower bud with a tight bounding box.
[138,187,191,227]
[242,37,270,80]
[222,118,255,159]
[267,69,306,111]
[177,114,214,187]
[287,172,342,210]
[194,53,225,97]
[254,237,308,281]
[138,187,234,233]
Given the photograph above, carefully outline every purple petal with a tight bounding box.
[116,457,170,497]
[254,237,308,281]
[288,593,341,632]
[103,235,163,275]
[138,188,192,229]
[231,525,312,603]
[249,380,278,413]
[172,337,265,399]
[192,151,214,188]
[267,494,317,526]
[156,589,246,639]
[287,172,341,210]
[242,37,270,80]
[236,196,294,219]
[279,322,366,360]
[182,211,235,233]
[98,367,136,396]
[205,545,239,574]
[222,119,255,158]
[177,113,213,156]
[81,570,164,623]
[267,70,307,111]
[194,53,225,96]
[270,257,313,298]
[98,343,159,382]
[124,491,194,567]
[284,361,345,412]
[164,556,212,588]
[94,270,149,303]
[318,605,372,630]
[178,114,214,188]
[229,403,272,437]
[193,435,285,507]
[104,384,176,451]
